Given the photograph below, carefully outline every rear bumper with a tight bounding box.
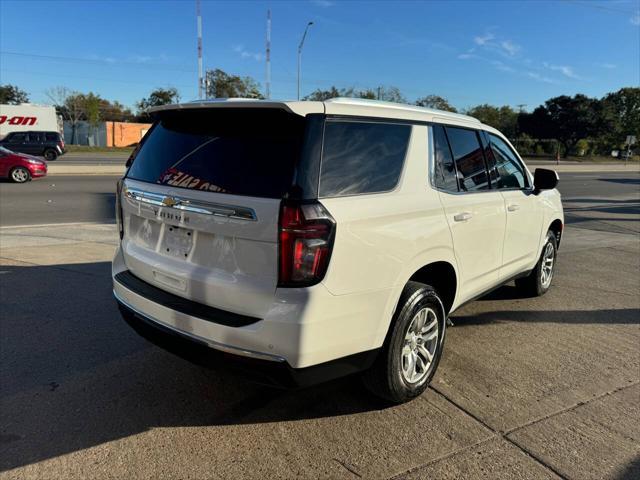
[115,296,379,388]
[112,245,391,369]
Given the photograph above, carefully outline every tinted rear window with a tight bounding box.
[45,133,59,141]
[319,120,411,197]
[126,108,305,198]
[445,127,489,191]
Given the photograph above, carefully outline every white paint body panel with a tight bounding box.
[113,98,564,369]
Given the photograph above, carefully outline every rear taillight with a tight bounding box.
[278,201,336,287]
[116,179,124,240]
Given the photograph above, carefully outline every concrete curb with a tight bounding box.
[48,165,125,176]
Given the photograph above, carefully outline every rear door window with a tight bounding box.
[319,120,410,197]
[45,133,59,142]
[431,124,458,192]
[126,108,305,198]
[445,127,489,191]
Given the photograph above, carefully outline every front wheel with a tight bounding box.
[515,230,557,297]
[362,281,446,403]
[9,166,31,183]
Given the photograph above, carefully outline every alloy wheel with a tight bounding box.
[401,307,439,384]
[540,242,555,288]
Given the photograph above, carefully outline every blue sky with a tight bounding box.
[1,0,638,111]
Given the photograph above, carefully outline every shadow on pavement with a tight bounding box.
[1,261,638,471]
[600,178,640,185]
[0,261,384,471]
[616,455,640,480]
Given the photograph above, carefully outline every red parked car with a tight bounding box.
[0,146,47,183]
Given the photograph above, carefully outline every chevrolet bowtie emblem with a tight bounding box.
[161,196,178,207]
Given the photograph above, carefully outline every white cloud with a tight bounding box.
[492,60,515,73]
[233,44,263,61]
[595,62,617,69]
[631,12,640,25]
[500,40,521,56]
[311,0,334,7]
[543,62,581,79]
[527,72,555,84]
[474,32,495,46]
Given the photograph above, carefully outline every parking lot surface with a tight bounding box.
[0,172,638,479]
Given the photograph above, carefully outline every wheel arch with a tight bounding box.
[549,218,563,248]
[407,261,458,316]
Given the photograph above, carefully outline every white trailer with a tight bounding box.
[0,104,62,139]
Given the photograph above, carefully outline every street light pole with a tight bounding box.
[297,21,313,100]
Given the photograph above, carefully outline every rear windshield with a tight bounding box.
[126,108,305,198]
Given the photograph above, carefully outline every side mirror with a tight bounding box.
[534,168,559,192]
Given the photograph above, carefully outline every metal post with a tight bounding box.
[197,0,203,99]
[266,9,271,99]
[297,22,313,100]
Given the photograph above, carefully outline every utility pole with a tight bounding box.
[265,9,271,99]
[196,0,203,99]
[297,21,313,100]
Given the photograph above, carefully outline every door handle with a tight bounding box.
[507,204,520,212]
[453,212,472,222]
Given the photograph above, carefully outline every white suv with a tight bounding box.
[113,98,563,403]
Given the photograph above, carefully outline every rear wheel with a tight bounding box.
[9,166,31,183]
[44,149,58,161]
[362,281,446,403]
[515,230,557,297]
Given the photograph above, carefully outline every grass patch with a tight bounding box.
[65,145,134,154]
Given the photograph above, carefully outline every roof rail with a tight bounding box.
[325,97,480,123]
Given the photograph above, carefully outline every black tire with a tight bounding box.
[9,166,31,183]
[43,149,58,161]
[515,230,557,297]
[362,281,446,403]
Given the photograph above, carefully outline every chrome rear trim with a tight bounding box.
[113,289,285,363]
[123,186,257,221]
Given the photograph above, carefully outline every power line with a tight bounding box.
[562,0,637,14]
[0,50,196,73]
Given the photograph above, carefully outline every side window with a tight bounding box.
[9,133,27,143]
[488,134,528,189]
[45,133,58,141]
[431,125,458,192]
[445,127,489,191]
[319,120,411,197]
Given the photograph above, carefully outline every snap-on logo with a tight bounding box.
[0,115,38,126]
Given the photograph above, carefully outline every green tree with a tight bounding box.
[136,87,180,120]
[415,95,457,112]
[99,99,134,122]
[376,86,406,103]
[204,69,263,99]
[519,94,599,157]
[466,104,518,138]
[303,86,361,101]
[599,87,640,150]
[357,89,377,100]
[45,86,84,144]
[0,84,29,104]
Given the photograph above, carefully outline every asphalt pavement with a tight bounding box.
[0,169,638,479]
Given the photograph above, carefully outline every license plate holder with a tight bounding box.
[162,225,194,259]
